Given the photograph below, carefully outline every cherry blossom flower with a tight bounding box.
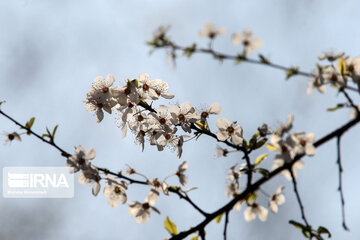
[215,145,228,158]
[289,132,315,156]
[200,102,222,121]
[244,202,268,222]
[152,79,174,99]
[169,102,198,133]
[323,66,346,86]
[199,22,226,39]
[78,164,101,196]
[269,186,285,213]
[137,73,159,100]
[149,178,169,195]
[231,29,263,55]
[346,56,360,90]
[307,66,326,94]
[318,51,344,61]
[84,87,117,123]
[216,118,243,145]
[274,114,294,137]
[67,146,96,173]
[128,189,160,223]
[2,131,21,145]
[176,161,188,186]
[272,158,305,181]
[103,177,128,207]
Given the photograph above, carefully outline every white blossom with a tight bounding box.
[67,146,96,173]
[216,118,243,145]
[176,161,188,186]
[199,22,226,39]
[244,202,268,222]
[2,131,21,145]
[318,51,344,61]
[103,177,128,207]
[231,30,263,55]
[128,189,160,223]
[269,186,285,213]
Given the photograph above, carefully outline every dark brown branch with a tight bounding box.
[289,167,310,227]
[223,210,229,240]
[170,114,360,240]
[336,137,349,231]
[155,42,358,92]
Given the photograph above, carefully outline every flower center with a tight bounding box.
[8,134,15,141]
[300,139,306,146]
[155,89,161,96]
[127,102,134,108]
[331,73,338,82]
[152,178,160,188]
[114,186,121,194]
[96,103,103,108]
[137,115,144,122]
[243,40,250,46]
[102,87,109,93]
[143,84,149,91]
[159,117,166,124]
[142,202,150,210]
[201,112,209,119]
[165,134,171,140]
[227,126,234,133]
[178,114,185,121]
[78,157,85,165]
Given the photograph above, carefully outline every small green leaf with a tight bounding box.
[183,187,198,193]
[317,226,331,238]
[246,192,258,204]
[52,125,58,137]
[215,213,224,223]
[235,53,246,64]
[255,168,270,178]
[337,57,347,75]
[289,220,306,230]
[285,67,299,80]
[164,216,178,236]
[24,117,35,135]
[266,144,278,151]
[248,132,259,149]
[183,43,197,58]
[259,54,271,64]
[254,138,267,149]
[254,153,268,167]
[190,236,199,240]
[327,103,345,112]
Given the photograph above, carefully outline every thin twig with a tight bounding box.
[223,210,229,240]
[336,136,349,231]
[289,168,309,227]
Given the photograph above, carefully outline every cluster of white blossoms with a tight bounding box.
[66,143,189,223]
[267,114,315,180]
[199,22,263,55]
[84,73,226,157]
[308,51,360,94]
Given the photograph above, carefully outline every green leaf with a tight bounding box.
[24,117,35,135]
[254,138,267,149]
[52,125,58,137]
[215,213,224,223]
[317,226,331,238]
[255,168,270,178]
[337,57,347,75]
[246,192,258,204]
[190,236,199,240]
[285,67,299,80]
[164,216,178,236]
[248,132,259,149]
[289,220,306,230]
[259,54,271,64]
[327,103,345,112]
[254,153,268,167]
[266,144,278,151]
[183,187,198,193]
[235,53,246,64]
[183,43,197,58]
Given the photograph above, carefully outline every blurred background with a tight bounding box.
[0,0,360,239]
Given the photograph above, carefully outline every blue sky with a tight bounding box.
[1,0,360,239]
